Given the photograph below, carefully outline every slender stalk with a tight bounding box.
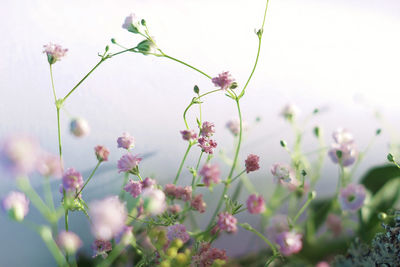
[49,65,57,103]
[162,54,212,79]
[56,107,63,171]
[192,152,204,189]
[75,160,101,197]
[238,223,279,255]
[291,191,316,226]
[230,169,246,183]
[173,143,192,185]
[119,172,130,200]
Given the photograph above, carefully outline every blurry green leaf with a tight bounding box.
[360,164,400,195]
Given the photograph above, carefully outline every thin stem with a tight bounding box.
[49,64,57,103]
[75,161,101,197]
[192,152,204,189]
[162,54,212,79]
[98,243,126,267]
[291,191,316,226]
[65,210,69,231]
[44,177,55,211]
[238,223,279,256]
[119,173,130,200]
[230,169,246,183]
[56,107,63,171]
[173,143,192,185]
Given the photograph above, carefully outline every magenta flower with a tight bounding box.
[117,153,142,173]
[164,184,177,197]
[192,243,227,267]
[56,231,82,254]
[212,71,235,91]
[191,194,206,213]
[94,145,110,162]
[271,163,295,183]
[199,164,221,187]
[201,121,215,137]
[217,212,237,233]
[180,129,197,142]
[0,135,39,175]
[280,103,300,121]
[122,13,141,34]
[2,191,29,222]
[198,137,217,154]
[43,43,68,64]
[339,184,366,212]
[175,186,192,201]
[36,153,62,178]
[89,196,127,240]
[328,142,358,167]
[246,194,265,214]
[117,132,135,150]
[92,239,112,258]
[61,168,83,193]
[245,154,260,173]
[316,262,330,267]
[275,231,303,256]
[70,118,90,137]
[141,188,166,215]
[124,179,143,198]
[141,177,156,189]
[167,224,190,243]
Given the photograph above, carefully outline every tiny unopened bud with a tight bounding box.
[194,85,200,94]
[387,153,395,163]
[111,38,116,44]
[301,170,307,177]
[141,19,146,26]
[309,190,317,200]
[229,82,238,89]
[280,140,287,148]
[105,45,109,52]
[378,212,387,220]
[336,150,343,159]
[376,128,382,135]
[313,126,320,138]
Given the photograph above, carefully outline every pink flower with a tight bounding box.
[61,168,83,193]
[192,242,227,267]
[316,262,330,267]
[95,145,110,162]
[198,137,217,154]
[117,153,142,173]
[176,186,192,201]
[212,71,235,91]
[70,118,90,137]
[328,142,358,167]
[141,177,156,189]
[199,164,220,187]
[141,188,166,215]
[246,194,265,214]
[226,119,242,136]
[245,154,260,173]
[89,196,127,240]
[217,212,237,233]
[280,103,300,121]
[56,231,82,254]
[276,231,303,256]
[43,43,68,64]
[164,184,177,197]
[36,153,62,178]
[2,191,29,221]
[167,224,190,243]
[124,179,143,198]
[0,135,39,175]
[266,215,290,242]
[92,239,112,258]
[122,13,141,34]
[191,194,206,213]
[201,121,215,137]
[180,130,197,142]
[117,132,135,150]
[326,213,342,237]
[271,163,295,183]
[168,204,182,214]
[339,184,366,212]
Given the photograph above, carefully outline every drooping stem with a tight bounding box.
[162,54,212,80]
[75,161,101,197]
[173,143,192,185]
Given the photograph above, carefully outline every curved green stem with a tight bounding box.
[238,222,279,256]
[162,54,212,79]
[173,143,193,185]
[230,169,246,183]
[49,65,57,103]
[291,191,316,226]
[75,160,101,197]
[56,107,63,171]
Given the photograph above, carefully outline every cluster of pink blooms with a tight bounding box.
[180,129,197,142]
[191,194,206,213]
[43,43,68,64]
[117,132,135,150]
[246,194,265,214]
[217,212,237,233]
[212,71,235,91]
[95,145,110,162]
[199,164,220,187]
[1,191,30,222]
[124,177,156,198]
[328,128,358,167]
[61,168,84,193]
[339,183,366,212]
[191,242,228,267]
[275,231,303,256]
[117,153,142,173]
[70,118,90,138]
[167,224,190,243]
[164,184,192,201]
[56,231,83,254]
[198,121,217,154]
[245,154,260,173]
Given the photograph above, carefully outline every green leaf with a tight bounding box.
[360,164,400,195]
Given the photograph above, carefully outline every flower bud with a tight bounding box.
[56,231,83,254]
[2,191,30,222]
[70,118,90,137]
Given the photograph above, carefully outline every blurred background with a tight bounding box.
[1,0,400,265]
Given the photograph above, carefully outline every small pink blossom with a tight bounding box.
[276,231,303,256]
[92,239,112,258]
[271,163,295,183]
[180,130,197,142]
[176,186,192,201]
[56,231,82,254]
[117,132,135,150]
[167,224,190,243]
[212,71,235,91]
[43,43,68,64]
[316,262,330,267]
[124,179,143,198]
[191,194,206,213]
[266,215,290,242]
[36,153,62,178]
[61,168,83,193]
[199,164,220,187]
[70,118,90,137]
[201,121,215,137]
[141,177,156,189]
[164,184,177,197]
[141,188,166,215]
[168,204,182,214]
[198,137,217,154]
[246,194,265,214]
[339,184,366,212]
[2,191,30,221]
[117,153,142,173]
[192,242,227,267]
[245,154,260,173]
[328,142,358,167]
[95,145,109,162]
[217,212,237,233]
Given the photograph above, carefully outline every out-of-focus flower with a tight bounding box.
[89,196,127,240]
[246,194,265,214]
[61,168,83,193]
[226,119,248,136]
[141,177,156,189]
[332,128,354,145]
[217,212,237,233]
[199,164,220,187]
[271,163,295,183]
[201,121,215,137]
[0,135,39,176]
[212,71,235,91]
[164,184,177,197]
[70,118,90,138]
[1,191,29,222]
[192,242,227,267]
[167,224,190,243]
[56,231,82,254]
[117,132,135,150]
[276,231,303,256]
[117,153,142,173]
[326,213,342,237]
[245,154,260,173]
[316,262,330,267]
[122,13,142,34]
[191,194,206,213]
[94,145,109,162]
[168,204,182,214]
[180,130,197,142]
[280,103,300,121]
[328,143,358,167]
[266,215,290,242]
[115,226,134,246]
[43,43,68,64]
[36,153,62,178]
[92,239,112,258]
[142,188,166,215]
[339,184,366,212]
[124,179,143,198]
[175,186,192,201]
[198,137,217,154]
